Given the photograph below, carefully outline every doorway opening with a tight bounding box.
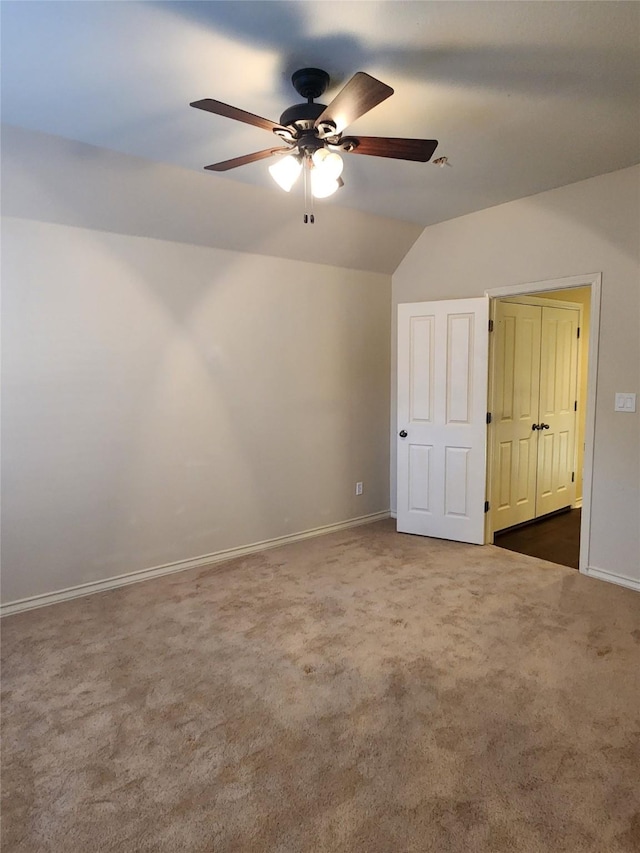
[485,274,601,574]
[494,507,581,568]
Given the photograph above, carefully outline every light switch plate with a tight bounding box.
[614,392,636,412]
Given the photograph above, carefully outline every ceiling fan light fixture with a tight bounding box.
[268,153,302,192]
[310,168,340,199]
[312,148,344,180]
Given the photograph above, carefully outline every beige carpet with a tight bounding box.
[2,519,639,852]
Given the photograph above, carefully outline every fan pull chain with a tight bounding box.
[303,155,315,224]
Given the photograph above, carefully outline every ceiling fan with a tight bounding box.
[191,68,438,223]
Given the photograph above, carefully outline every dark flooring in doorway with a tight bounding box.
[494,508,581,569]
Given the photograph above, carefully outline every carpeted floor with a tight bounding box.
[2,519,639,852]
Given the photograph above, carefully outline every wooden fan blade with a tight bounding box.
[204,148,291,172]
[346,136,438,162]
[191,98,285,134]
[314,72,393,134]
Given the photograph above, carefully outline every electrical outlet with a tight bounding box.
[355,482,363,496]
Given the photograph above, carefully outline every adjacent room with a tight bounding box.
[2,2,639,851]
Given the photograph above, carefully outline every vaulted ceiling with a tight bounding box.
[2,1,639,227]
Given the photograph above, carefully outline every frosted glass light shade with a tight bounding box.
[311,168,340,198]
[269,155,302,191]
[311,147,343,197]
[312,148,343,180]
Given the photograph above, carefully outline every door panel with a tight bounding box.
[538,431,555,497]
[444,446,470,516]
[446,314,473,423]
[397,298,489,544]
[409,444,432,511]
[491,301,541,531]
[409,316,434,423]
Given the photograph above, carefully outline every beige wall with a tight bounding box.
[393,165,640,586]
[2,218,391,603]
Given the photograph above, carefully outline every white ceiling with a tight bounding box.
[2,1,639,227]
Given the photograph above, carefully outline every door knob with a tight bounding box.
[399,430,408,438]
[541,423,550,429]
[532,423,540,431]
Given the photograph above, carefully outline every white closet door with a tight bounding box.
[536,306,579,515]
[491,301,541,532]
[397,298,489,545]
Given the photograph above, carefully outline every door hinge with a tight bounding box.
[486,412,492,424]
[484,500,490,513]
[577,326,581,339]
[574,400,578,411]
[488,319,494,332]
[571,471,575,482]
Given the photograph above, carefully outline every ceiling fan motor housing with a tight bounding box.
[277,68,337,140]
[279,101,326,131]
[291,67,330,100]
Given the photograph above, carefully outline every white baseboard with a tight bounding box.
[1,510,390,617]
[390,510,397,519]
[584,565,640,593]
[573,497,583,509]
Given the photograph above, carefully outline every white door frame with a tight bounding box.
[485,273,601,576]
